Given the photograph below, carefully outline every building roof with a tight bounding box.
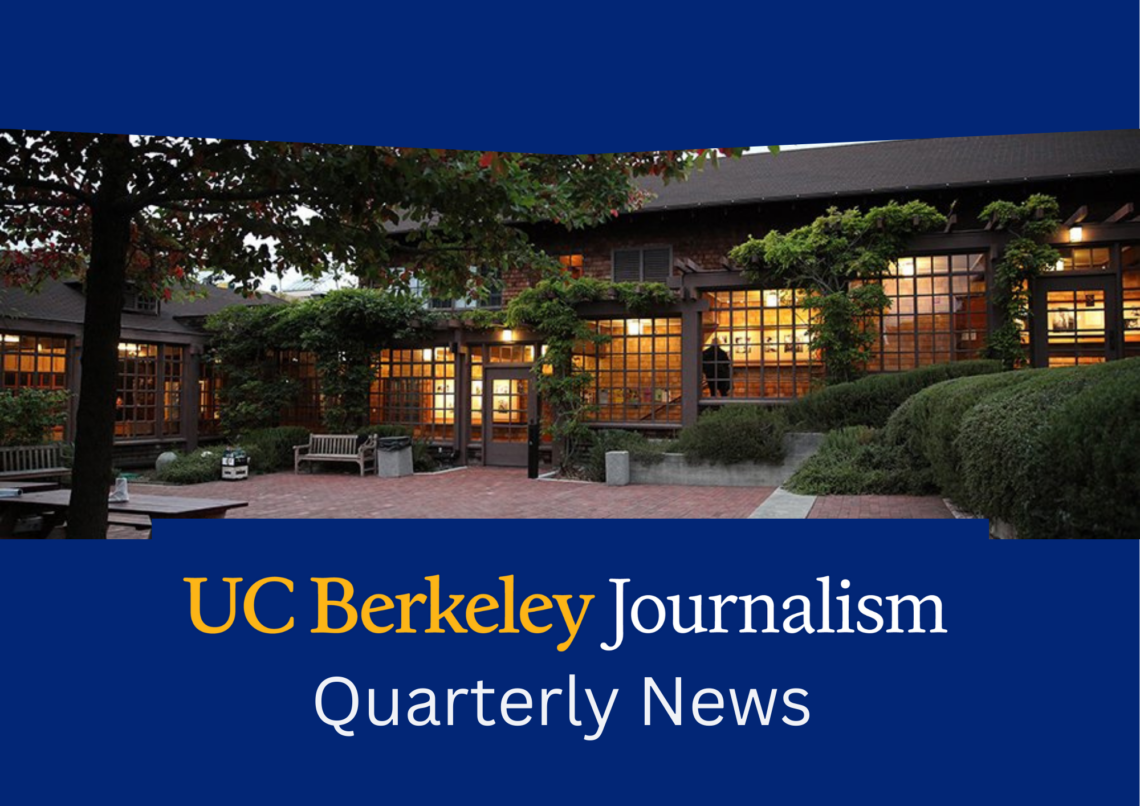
[0,278,281,337]
[636,131,1140,212]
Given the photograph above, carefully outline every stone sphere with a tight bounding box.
[155,451,179,473]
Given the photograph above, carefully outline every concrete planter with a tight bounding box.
[606,432,823,488]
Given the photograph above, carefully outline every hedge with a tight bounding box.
[238,427,313,473]
[581,430,666,482]
[156,448,224,484]
[787,360,1003,431]
[672,405,786,466]
[882,371,1036,503]
[786,425,931,496]
[955,359,1140,538]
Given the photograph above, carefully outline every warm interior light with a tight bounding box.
[1055,259,1066,272]
[626,319,641,336]
[897,258,915,277]
[1069,225,1083,243]
[501,329,514,342]
[422,348,434,362]
[764,291,779,308]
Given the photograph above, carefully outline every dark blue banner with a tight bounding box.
[2,3,1137,148]
[1,520,1135,803]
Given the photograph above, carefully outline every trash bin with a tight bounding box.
[221,447,250,481]
[376,436,414,478]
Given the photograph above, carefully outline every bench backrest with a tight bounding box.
[309,435,361,456]
[0,444,65,473]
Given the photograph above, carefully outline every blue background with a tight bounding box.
[1,1,1137,148]
[1,520,1136,803]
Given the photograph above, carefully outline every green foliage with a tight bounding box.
[237,427,312,473]
[979,194,1061,369]
[787,360,1003,431]
[357,424,438,473]
[955,359,1140,538]
[786,426,932,496]
[502,276,676,470]
[0,389,70,446]
[730,200,946,384]
[882,371,1035,502]
[581,429,667,482]
[672,406,786,465]
[156,448,223,484]
[207,290,434,435]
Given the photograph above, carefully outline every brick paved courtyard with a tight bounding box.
[103,469,954,536]
[128,468,774,520]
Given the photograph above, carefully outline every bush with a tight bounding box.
[955,359,1140,538]
[0,389,70,446]
[357,425,438,473]
[787,360,1002,431]
[237,426,311,473]
[672,405,786,465]
[882,370,1036,503]
[581,429,667,482]
[156,448,223,484]
[786,426,934,496]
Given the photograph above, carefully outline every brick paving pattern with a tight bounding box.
[125,468,774,521]
[807,495,952,519]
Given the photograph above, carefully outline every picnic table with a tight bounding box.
[0,491,248,538]
[0,480,62,495]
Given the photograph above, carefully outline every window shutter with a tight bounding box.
[642,247,672,282]
[613,249,642,282]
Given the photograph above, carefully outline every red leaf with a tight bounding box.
[479,151,496,169]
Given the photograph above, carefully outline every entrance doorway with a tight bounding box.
[481,366,535,466]
[1033,275,1119,367]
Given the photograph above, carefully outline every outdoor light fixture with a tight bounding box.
[501,329,514,342]
[1055,258,1066,272]
[1069,225,1083,243]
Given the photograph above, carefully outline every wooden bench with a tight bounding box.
[294,434,376,476]
[0,444,69,481]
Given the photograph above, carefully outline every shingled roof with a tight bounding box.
[636,130,1140,212]
[0,279,281,337]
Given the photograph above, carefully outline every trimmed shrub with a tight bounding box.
[956,359,1140,538]
[238,426,312,473]
[786,426,934,496]
[882,370,1036,503]
[0,389,70,446]
[672,405,786,465]
[156,448,223,484]
[787,360,1002,431]
[581,429,667,482]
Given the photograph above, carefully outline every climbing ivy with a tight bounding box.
[730,201,946,384]
[979,194,1061,369]
[500,276,676,469]
[205,289,434,435]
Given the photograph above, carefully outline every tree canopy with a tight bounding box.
[0,133,746,536]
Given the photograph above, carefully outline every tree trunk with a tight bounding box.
[67,186,131,539]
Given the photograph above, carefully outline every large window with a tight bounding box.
[1122,244,1140,358]
[115,343,159,438]
[162,347,184,436]
[371,347,456,442]
[278,350,322,431]
[576,318,682,424]
[865,253,988,372]
[0,333,68,392]
[0,333,69,440]
[701,290,820,399]
[1051,246,1111,273]
[198,357,223,437]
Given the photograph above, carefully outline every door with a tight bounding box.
[1033,275,1120,367]
[482,367,535,466]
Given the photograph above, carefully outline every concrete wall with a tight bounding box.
[608,432,823,488]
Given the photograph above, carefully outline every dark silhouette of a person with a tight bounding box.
[702,338,732,397]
